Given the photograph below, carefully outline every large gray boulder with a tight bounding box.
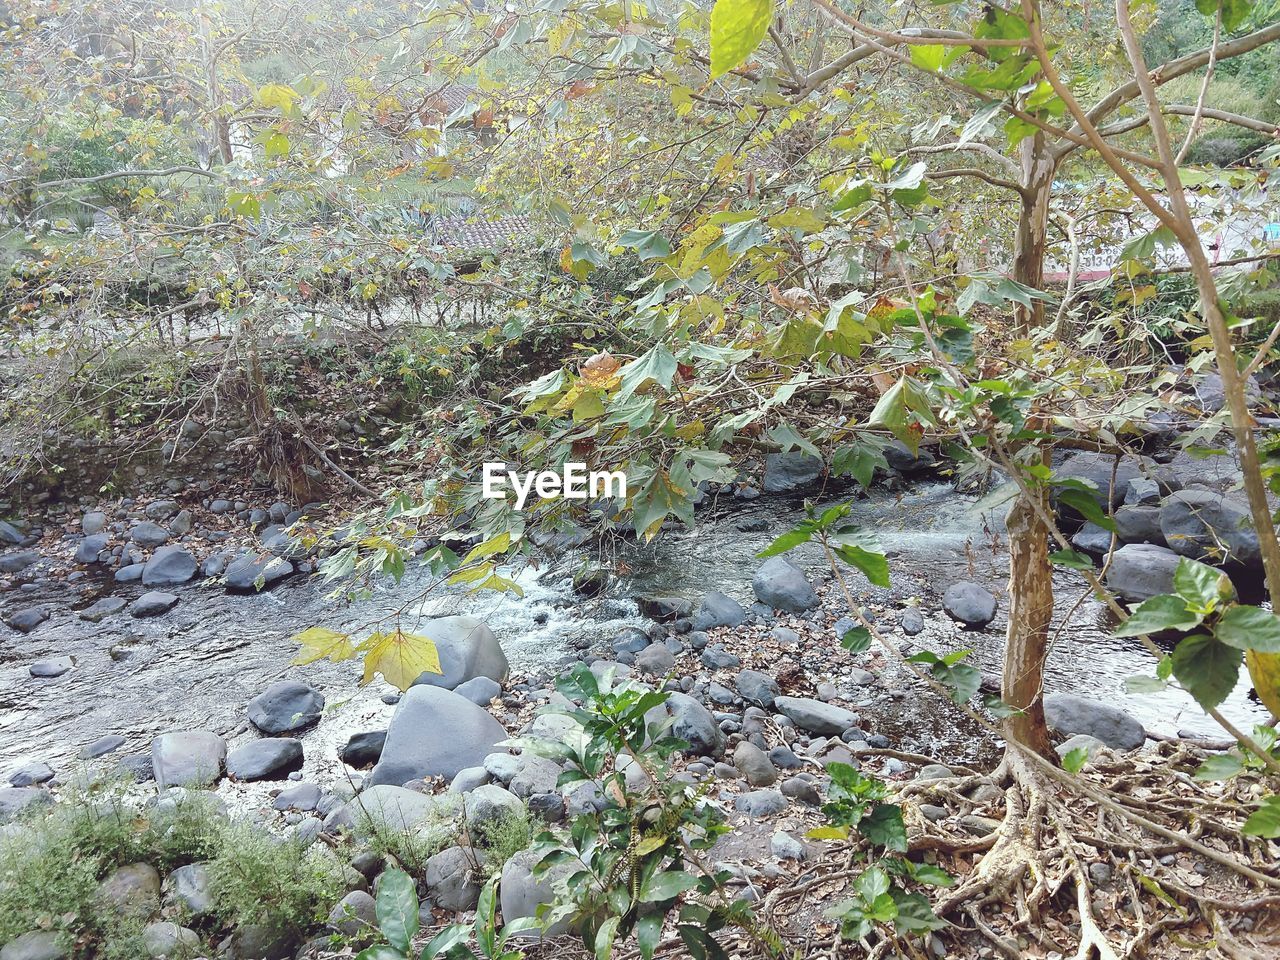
[74,534,110,564]
[0,932,66,960]
[692,591,746,630]
[774,696,857,736]
[1115,505,1164,546]
[762,453,823,494]
[247,681,324,734]
[942,581,997,628]
[1159,489,1259,568]
[223,553,293,592]
[1044,693,1145,751]
[97,862,160,916]
[425,845,483,912]
[367,686,507,787]
[142,546,198,587]
[751,557,818,613]
[663,692,725,756]
[130,522,170,549]
[500,848,573,940]
[1105,543,1185,604]
[226,739,303,781]
[331,784,458,838]
[1055,452,1161,513]
[1192,371,1261,414]
[151,731,227,789]
[0,787,52,823]
[408,616,509,690]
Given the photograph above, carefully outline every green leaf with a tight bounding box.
[1215,604,1280,652]
[617,344,678,401]
[1242,794,1280,838]
[1194,753,1244,781]
[375,868,419,953]
[832,441,889,488]
[1173,558,1235,609]
[1049,549,1094,571]
[756,523,815,558]
[1062,747,1089,773]
[1113,594,1203,637]
[1055,487,1116,532]
[842,626,872,654]
[420,925,469,960]
[1124,674,1169,694]
[640,870,700,902]
[860,804,908,852]
[709,0,774,79]
[356,948,407,960]
[834,543,890,588]
[891,891,947,932]
[617,229,672,261]
[595,916,621,959]
[1195,0,1257,33]
[635,914,663,960]
[857,865,891,901]
[1171,633,1241,711]
[909,44,947,71]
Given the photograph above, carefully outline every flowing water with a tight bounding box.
[0,480,1269,793]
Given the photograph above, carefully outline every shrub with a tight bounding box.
[474,810,533,877]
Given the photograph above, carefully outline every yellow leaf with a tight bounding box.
[806,826,850,841]
[292,626,355,665]
[1246,650,1280,719]
[359,629,443,691]
[580,351,621,388]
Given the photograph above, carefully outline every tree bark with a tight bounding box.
[1001,468,1056,758]
[1010,132,1055,334]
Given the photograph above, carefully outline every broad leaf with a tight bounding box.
[375,868,419,953]
[1215,604,1280,653]
[1243,794,1280,837]
[709,0,773,79]
[359,629,444,690]
[292,627,355,665]
[1113,594,1202,637]
[1171,633,1241,710]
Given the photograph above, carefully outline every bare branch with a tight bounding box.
[927,167,1027,195]
[18,166,217,189]
[907,141,1021,175]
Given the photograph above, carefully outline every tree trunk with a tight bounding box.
[1001,470,1056,758]
[1001,129,1057,758]
[1011,132,1055,334]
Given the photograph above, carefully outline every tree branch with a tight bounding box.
[907,141,1021,175]
[20,166,217,189]
[927,167,1027,195]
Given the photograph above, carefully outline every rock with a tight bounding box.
[273,782,321,812]
[1192,371,1261,414]
[0,521,25,546]
[770,831,806,860]
[74,534,110,564]
[1055,734,1107,762]
[959,814,1001,837]
[328,891,377,938]
[774,696,858,736]
[130,592,179,618]
[1104,543,1185,604]
[692,591,747,630]
[82,511,107,535]
[1071,523,1113,556]
[900,607,925,636]
[80,734,126,759]
[1160,489,1259,568]
[0,787,52,822]
[484,753,521,784]
[762,452,824,493]
[700,643,741,670]
[367,686,507,787]
[454,676,502,705]
[408,615,509,690]
[500,848,573,939]
[768,746,802,770]
[130,522,170,549]
[7,762,54,787]
[733,742,777,787]
[636,597,693,622]
[779,777,820,805]
[636,643,676,676]
[151,731,227,789]
[1115,505,1165,545]
[142,546,198,587]
[200,553,228,578]
[734,789,788,817]
[29,656,72,678]
[97,862,160,915]
[226,739,303,780]
[1055,452,1157,513]
[247,680,324,734]
[0,932,66,960]
[223,553,293,592]
[450,766,490,793]
[884,441,937,475]
[1044,693,1145,751]
[664,692,725,756]
[114,564,145,583]
[509,757,561,799]
[528,792,564,822]
[916,764,953,781]
[735,669,780,706]
[340,730,386,767]
[0,550,39,574]
[612,628,650,656]
[142,922,197,959]
[942,581,997,628]
[6,608,49,633]
[219,924,293,960]
[919,804,948,822]
[423,846,482,912]
[332,785,458,838]
[168,511,193,537]
[464,784,525,836]
[145,500,180,521]
[752,557,818,613]
[79,597,127,622]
